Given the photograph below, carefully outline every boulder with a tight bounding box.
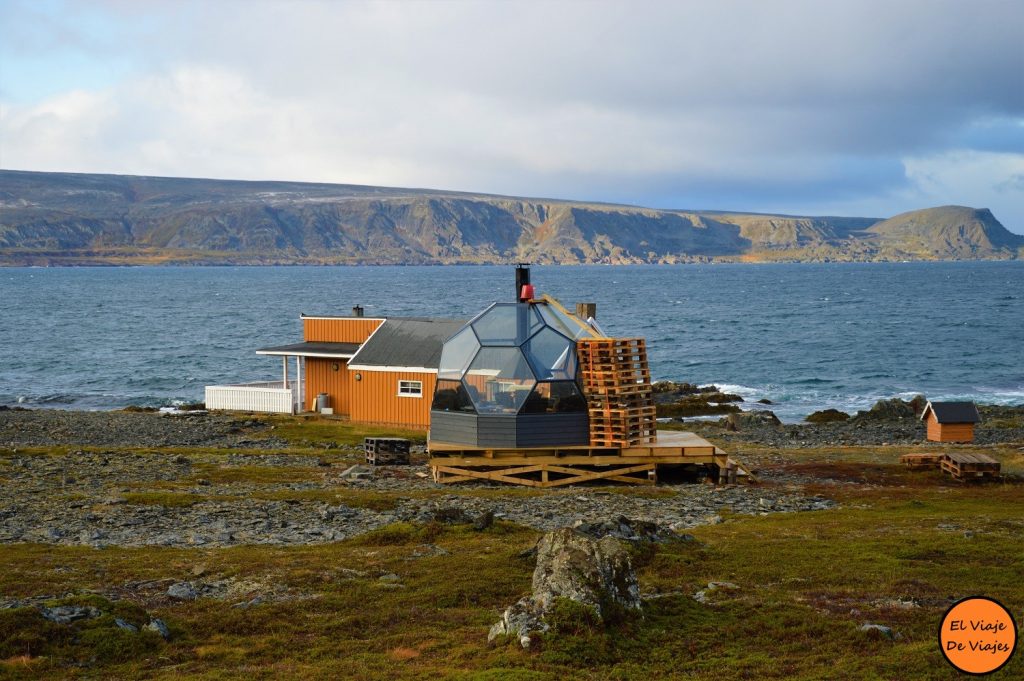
[167,582,198,601]
[473,510,495,531]
[489,527,641,648]
[858,623,896,640]
[114,618,138,632]
[40,605,101,624]
[145,618,171,640]
[724,410,782,431]
[531,528,641,615]
[805,409,850,423]
[857,397,923,421]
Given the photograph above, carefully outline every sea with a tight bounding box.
[1,262,1022,422]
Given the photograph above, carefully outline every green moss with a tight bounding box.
[254,414,427,447]
[187,463,321,485]
[77,619,163,663]
[0,608,72,658]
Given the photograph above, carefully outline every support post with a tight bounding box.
[282,356,288,390]
[295,355,302,410]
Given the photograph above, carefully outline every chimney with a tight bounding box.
[352,305,364,317]
[515,263,532,302]
[576,302,597,320]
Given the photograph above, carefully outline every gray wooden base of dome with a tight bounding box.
[427,431,750,487]
[429,411,590,449]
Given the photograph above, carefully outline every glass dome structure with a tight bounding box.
[431,303,594,417]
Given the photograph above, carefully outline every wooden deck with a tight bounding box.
[427,430,749,487]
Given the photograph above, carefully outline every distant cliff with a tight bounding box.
[1,170,1020,265]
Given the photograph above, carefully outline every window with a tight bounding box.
[398,380,423,397]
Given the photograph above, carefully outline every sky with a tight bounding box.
[1,0,1023,232]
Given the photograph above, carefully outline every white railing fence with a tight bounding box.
[204,380,299,414]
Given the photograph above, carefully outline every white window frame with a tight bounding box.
[397,380,423,398]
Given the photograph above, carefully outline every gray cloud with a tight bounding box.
[2,0,1022,230]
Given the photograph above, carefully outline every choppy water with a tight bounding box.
[1,262,1021,422]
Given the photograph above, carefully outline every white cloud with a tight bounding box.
[902,150,1024,228]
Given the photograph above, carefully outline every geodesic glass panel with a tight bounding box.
[431,379,476,413]
[437,327,480,380]
[537,304,596,341]
[464,347,536,414]
[523,327,576,381]
[469,303,544,346]
[521,381,588,414]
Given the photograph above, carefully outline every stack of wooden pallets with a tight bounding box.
[577,338,657,447]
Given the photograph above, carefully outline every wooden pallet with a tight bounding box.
[900,453,943,469]
[582,374,652,387]
[364,437,411,465]
[941,452,1000,481]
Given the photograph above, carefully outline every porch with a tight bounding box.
[204,380,300,414]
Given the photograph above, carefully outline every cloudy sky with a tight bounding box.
[2,0,1023,231]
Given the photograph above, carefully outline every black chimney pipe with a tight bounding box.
[515,263,531,302]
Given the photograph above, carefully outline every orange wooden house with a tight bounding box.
[253,309,465,429]
[920,401,981,443]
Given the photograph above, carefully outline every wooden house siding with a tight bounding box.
[349,370,436,429]
[927,417,974,443]
[303,318,383,344]
[304,357,353,413]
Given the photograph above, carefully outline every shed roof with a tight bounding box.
[256,341,362,358]
[348,317,467,370]
[921,401,981,424]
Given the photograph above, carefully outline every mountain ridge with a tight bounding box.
[1,170,1021,265]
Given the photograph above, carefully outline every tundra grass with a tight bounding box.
[253,415,426,447]
[4,417,1023,679]
[3,461,1022,679]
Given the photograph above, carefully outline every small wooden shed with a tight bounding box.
[920,401,981,443]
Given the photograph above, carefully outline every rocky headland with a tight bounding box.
[2,170,1021,265]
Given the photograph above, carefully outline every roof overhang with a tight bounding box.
[256,341,361,359]
[347,364,438,374]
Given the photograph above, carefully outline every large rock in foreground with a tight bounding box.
[488,528,641,648]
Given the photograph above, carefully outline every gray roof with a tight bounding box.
[349,317,467,368]
[256,341,361,358]
[923,401,981,424]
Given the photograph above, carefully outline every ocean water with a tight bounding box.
[1,262,1022,422]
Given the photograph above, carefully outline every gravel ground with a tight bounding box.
[0,410,834,548]
[0,407,287,449]
[3,404,1020,550]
